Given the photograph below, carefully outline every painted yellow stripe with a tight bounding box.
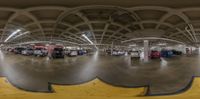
[148,78,200,99]
[0,77,200,99]
[52,79,146,97]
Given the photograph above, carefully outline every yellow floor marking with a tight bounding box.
[0,77,200,99]
[52,79,146,97]
[146,78,200,99]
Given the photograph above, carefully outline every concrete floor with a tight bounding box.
[0,50,200,95]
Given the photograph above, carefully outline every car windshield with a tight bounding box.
[27,48,33,50]
[16,48,25,50]
[35,48,43,50]
[54,48,63,51]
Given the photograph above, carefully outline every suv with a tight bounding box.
[130,51,140,58]
[22,48,34,55]
[14,47,25,54]
[68,50,78,57]
[78,50,87,55]
[161,50,173,58]
[33,48,47,57]
[172,50,182,55]
[150,51,161,59]
[51,48,64,58]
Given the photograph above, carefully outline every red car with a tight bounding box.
[150,51,161,59]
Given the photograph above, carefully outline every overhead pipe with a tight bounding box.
[121,37,185,44]
[175,28,194,42]
[13,40,79,46]
[185,26,196,42]
[188,24,198,42]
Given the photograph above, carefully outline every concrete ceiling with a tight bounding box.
[0,0,200,46]
[1,0,200,8]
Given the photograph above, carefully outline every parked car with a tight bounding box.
[150,51,161,59]
[33,48,48,57]
[22,48,34,55]
[112,51,119,56]
[172,50,182,55]
[64,50,70,55]
[105,49,111,55]
[51,48,64,58]
[7,48,14,52]
[14,47,25,54]
[77,50,87,55]
[130,51,140,58]
[118,51,125,55]
[112,50,125,56]
[161,50,173,58]
[68,50,78,57]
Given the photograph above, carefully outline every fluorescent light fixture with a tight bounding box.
[66,47,72,49]
[82,34,99,50]
[129,44,137,47]
[13,31,30,39]
[157,43,167,46]
[56,43,63,46]
[54,39,78,45]
[45,44,50,46]
[4,29,21,42]
[177,44,185,47]
[82,34,93,44]
[122,37,185,44]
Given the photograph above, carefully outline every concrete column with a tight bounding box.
[144,40,149,62]
[111,41,114,55]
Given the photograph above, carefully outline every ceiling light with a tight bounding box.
[4,29,21,42]
[82,34,99,50]
[82,34,93,44]
[129,44,137,47]
[13,31,30,39]
[157,43,166,46]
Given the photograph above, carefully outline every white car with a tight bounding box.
[68,51,78,56]
[112,51,125,56]
[34,48,47,57]
[118,51,125,55]
[112,51,118,55]
[22,48,33,55]
[22,50,28,55]
[130,51,140,58]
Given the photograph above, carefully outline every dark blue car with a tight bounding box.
[78,50,87,55]
[161,50,173,58]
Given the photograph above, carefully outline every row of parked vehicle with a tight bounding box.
[8,47,49,57]
[105,50,127,56]
[130,49,183,59]
[7,46,88,59]
[65,50,87,57]
[151,49,183,58]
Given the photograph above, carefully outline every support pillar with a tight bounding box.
[144,40,149,62]
[111,41,113,55]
